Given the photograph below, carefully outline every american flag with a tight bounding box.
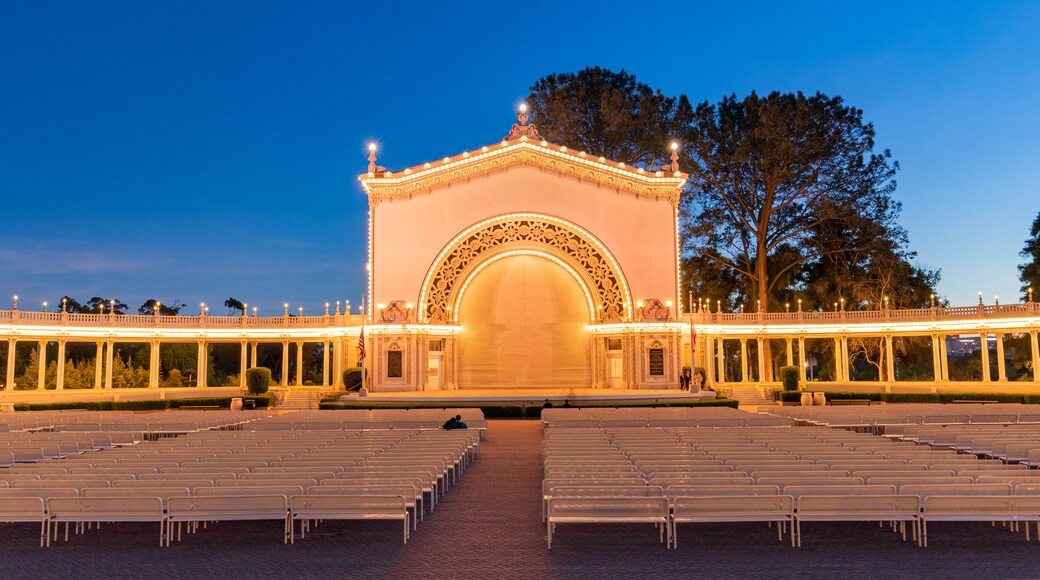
[357,295,366,361]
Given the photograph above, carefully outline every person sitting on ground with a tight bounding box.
[449,414,468,429]
[441,416,458,429]
[562,399,571,408]
[542,399,554,408]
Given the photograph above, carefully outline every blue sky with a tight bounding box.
[1,1,1037,314]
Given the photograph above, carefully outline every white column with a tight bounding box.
[756,337,766,383]
[196,341,207,388]
[1031,331,1040,383]
[840,337,850,382]
[716,338,726,383]
[37,341,47,390]
[704,334,716,388]
[280,341,289,387]
[148,340,160,388]
[295,342,304,387]
[250,342,257,368]
[785,338,793,366]
[996,333,1007,382]
[94,342,104,389]
[322,340,330,387]
[939,335,949,383]
[833,338,842,382]
[884,335,895,383]
[739,338,749,382]
[980,332,991,382]
[56,340,66,390]
[239,341,248,388]
[333,337,344,388]
[931,334,942,383]
[797,337,807,383]
[104,340,114,389]
[5,340,15,390]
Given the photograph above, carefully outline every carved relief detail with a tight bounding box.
[423,217,628,324]
[379,300,411,324]
[639,298,673,322]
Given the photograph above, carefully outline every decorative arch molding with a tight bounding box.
[418,213,632,324]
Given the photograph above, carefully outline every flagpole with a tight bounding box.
[359,294,368,397]
[689,289,697,392]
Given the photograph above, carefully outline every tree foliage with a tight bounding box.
[528,66,692,170]
[224,297,245,315]
[137,299,185,315]
[1020,211,1040,300]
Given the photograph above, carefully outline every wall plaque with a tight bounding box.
[387,350,403,378]
[648,348,665,376]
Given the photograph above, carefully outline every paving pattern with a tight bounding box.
[3,420,1040,579]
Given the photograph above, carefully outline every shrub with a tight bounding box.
[779,365,800,391]
[881,393,940,404]
[937,392,1024,404]
[111,400,170,411]
[245,367,272,395]
[774,391,803,402]
[343,368,363,392]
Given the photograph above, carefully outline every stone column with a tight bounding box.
[250,341,258,368]
[716,338,726,383]
[1031,331,1040,383]
[756,337,766,383]
[980,332,991,382]
[704,334,716,388]
[37,341,47,390]
[939,335,949,383]
[840,337,850,382]
[104,339,114,389]
[295,341,304,387]
[4,340,15,390]
[148,340,160,388]
[322,340,330,387]
[996,333,1007,382]
[280,341,289,387]
[785,338,794,366]
[884,335,895,383]
[196,341,207,388]
[94,342,104,389]
[239,341,248,388]
[739,338,749,383]
[931,334,942,383]
[333,337,344,388]
[797,337,807,383]
[833,337,843,382]
[56,340,66,390]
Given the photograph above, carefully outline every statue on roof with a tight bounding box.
[505,103,543,141]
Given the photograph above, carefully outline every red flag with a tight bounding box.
[357,295,366,361]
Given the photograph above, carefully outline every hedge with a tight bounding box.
[773,390,1040,404]
[318,398,739,414]
[9,395,275,412]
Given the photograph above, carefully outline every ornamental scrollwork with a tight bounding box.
[379,300,412,324]
[639,298,673,322]
[423,217,628,324]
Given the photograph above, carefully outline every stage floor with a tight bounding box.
[356,388,716,404]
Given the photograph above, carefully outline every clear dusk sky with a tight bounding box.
[1,1,1037,315]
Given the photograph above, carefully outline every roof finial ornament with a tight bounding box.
[367,143,385,174]
[506,102,543,141]
[669,142,680,172]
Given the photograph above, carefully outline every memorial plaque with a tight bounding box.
[648,348,665,376]
[387,350,403,378]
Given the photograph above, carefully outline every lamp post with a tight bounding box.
[42,301,47,312]
[13,295,18,310]
[62,297,67,313]
[242,304,248,318]
[252,307,257,317]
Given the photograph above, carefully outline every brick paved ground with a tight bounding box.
[3,420,1040,579]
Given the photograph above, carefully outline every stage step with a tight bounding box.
[726,386,774,407]
[279,391,321,411]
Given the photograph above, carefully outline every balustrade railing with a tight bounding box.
[693,301,1039,326]
[0,310,366,329]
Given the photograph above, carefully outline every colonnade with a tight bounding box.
[697,330,1040,386]
[2,337,349,391]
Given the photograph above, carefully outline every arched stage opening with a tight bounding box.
[456,253,592,388]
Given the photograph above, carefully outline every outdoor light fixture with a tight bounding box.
[42,301,47,312]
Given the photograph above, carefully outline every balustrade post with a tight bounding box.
[56,339,66,390]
